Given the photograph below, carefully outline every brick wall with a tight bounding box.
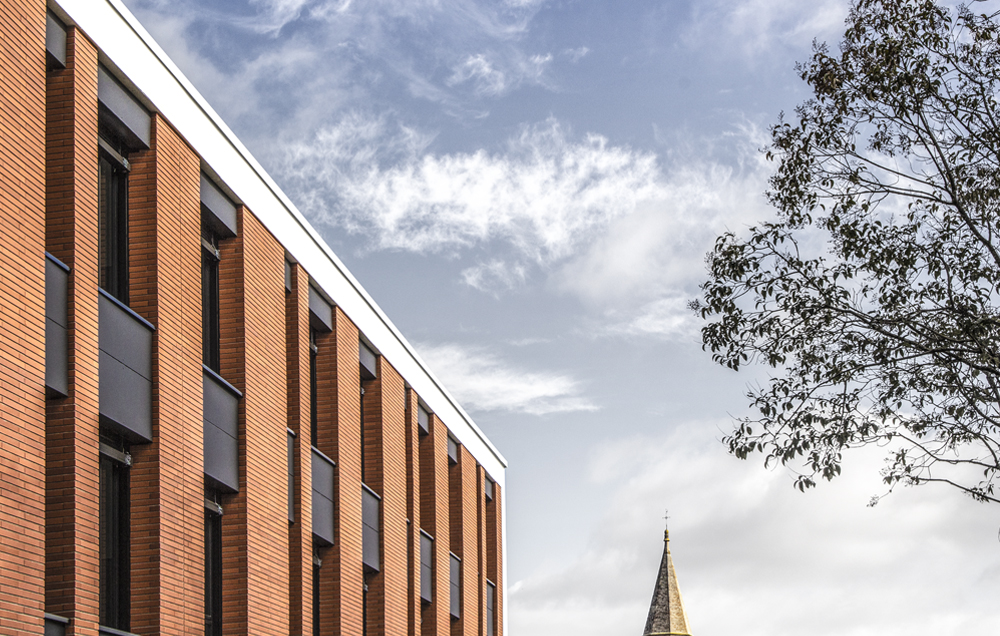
[487,483,502,636]
[44,25,101,636]
[0,2,47,633]
[7,4,505,634]
[362,359,409,636]
[421,414,451,636]
[286,263,313,636]
[126,113,205,636]
[453,446,480,636]
[404,389,421,636]
[477,466,486,636]
[218,207,290,635]
[314,307,364,635]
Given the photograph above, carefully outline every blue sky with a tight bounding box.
[122,0,1000,634]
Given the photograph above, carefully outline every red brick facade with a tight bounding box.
[1,1,47,634]
[286,264,313,636]
[2,2,505,635]
[126,113,205,636]
[44,24,101,636]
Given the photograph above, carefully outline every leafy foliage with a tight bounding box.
[694,0,1000,503]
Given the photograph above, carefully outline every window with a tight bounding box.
[361,485,380,572]
[287,429,295,523]
[98,142,129,304]
[313,559,321,636]
[486,581,496,636]
[202,227,221,372]
[99,440,130,631]
[417,405,429,437]
[447,436,459,465]
[420,531,433,603]
[360,382,366,483]
[205,500,223,636]
[310,330,318,447]
[449,553,461,619]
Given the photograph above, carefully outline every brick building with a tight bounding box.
[0,0,506,634]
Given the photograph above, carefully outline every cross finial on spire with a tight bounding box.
[663,509,670,542]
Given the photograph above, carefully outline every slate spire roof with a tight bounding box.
[642,527,692,636]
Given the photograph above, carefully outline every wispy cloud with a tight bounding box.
[282,115,665,264]
[596,296,700,341]
[248,0,313,32]
[554,125,773,338]
[461,260,528,294]
[684,0,849,60]
[414,342,598,415]
[447,52,552,97]
[283,115,776,342]
[123,0,553,150]
[562,46,590,62]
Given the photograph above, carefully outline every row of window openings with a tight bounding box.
[88,66,431,636]
[103,479,496,636]
[97,134,498,635]
[97,135,228,377]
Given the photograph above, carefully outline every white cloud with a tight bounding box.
[547,125,774,341]
[249,0,313,32]
[563,46,590,62]
[461,260,528,293]
[282,116,665,264]
[414,342,598,415]
[597,296,700,341]
[447,52,551,96]
[449,54,511,95]
[284,115,776,340]
[684,0,849,60]
[511,421,1000,636]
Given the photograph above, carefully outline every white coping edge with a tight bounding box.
[55,0,508,487]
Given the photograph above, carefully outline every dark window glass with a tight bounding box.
[287,430,295,523]
[449,553,461,619]
[99,450,130,630]
[361,486,380,572]
[313,562,321,636]
[205,508,223,636]
[202,228,221,372]
[98,150,129,304]
[310,331,318,447]
[420,533,433,603]
[360,383,366,483]
[487,581,496,636]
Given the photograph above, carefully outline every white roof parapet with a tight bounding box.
[55,0,507,485]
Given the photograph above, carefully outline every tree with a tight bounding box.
[694,0,1000,503]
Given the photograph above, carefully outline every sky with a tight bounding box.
[119,0,1000,634]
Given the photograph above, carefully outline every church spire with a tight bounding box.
[642,524,692,636]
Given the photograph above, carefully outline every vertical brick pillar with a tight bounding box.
[218,208,290,635]
[476,467,486,636]
[126,114,205,636]
[0,1,47,634]
[286,263,313,636]
[486,484,502,636]
[420,415,450,636]
[404,389,421,636]
[450,447,480,636]
[361,360,408,636]
[314,307,363,635]
[44,25,100,636]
